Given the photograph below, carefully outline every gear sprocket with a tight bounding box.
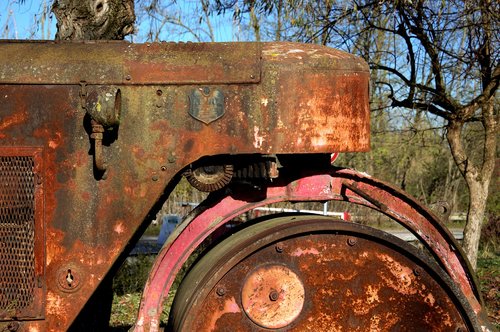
[184,164,233,192]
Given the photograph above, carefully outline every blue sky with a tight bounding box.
[1,0,237,41]
[1,0,55,39]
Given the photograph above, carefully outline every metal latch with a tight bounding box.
[81,84,121,180]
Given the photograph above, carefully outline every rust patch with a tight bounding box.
[241,264,305,329]
[0,111,28,138]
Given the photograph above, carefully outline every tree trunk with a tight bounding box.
[462,180,489,268]
[447,98,496,269]
[52,0,135,40]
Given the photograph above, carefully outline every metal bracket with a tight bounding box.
[90,120,107,179]
[79,81,87,111]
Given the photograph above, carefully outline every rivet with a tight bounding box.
[125,75,131,81]
[269,290,279,301]
[216,287,226,296]
[413,267,422,276]
[156,89,163,96]
[275,244,283,253]
[161,166,167,171]
[347,238,357,246]
[250,74,255,79]
[152,174,159,181]
[6,321,20,331]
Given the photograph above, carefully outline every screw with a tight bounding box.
[216,287,226,296]
[168,154,176,163]
[275,244,283,253]
[347,238,357,246]
[269,290,279,301]
[6,322,20,331]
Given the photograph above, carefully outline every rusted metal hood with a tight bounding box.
[0,40,368,86]
[0,40,261,85]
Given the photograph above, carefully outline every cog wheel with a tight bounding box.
[185,164,233,192]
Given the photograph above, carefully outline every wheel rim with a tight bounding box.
[169,215,474,331]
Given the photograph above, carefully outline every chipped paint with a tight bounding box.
[114,222,125,234]
[291,247,320,256]
[253,126,264,148]
[208,297,241,331]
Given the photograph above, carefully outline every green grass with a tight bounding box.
[109,293,142,329]
[477,252,500,329]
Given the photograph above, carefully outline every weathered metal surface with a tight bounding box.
[0,41,261,85]
[169,217,473,331]
[137,168,489,332]
[240,264,305,329]
[0,40,369,331]
[0,147,44,321]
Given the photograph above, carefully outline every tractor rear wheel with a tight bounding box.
[169,215,475,331]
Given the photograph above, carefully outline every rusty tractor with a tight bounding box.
[0,40,493,331]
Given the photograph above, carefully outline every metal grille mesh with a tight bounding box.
[0,156,36,313]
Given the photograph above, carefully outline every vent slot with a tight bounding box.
[0,156,36,315]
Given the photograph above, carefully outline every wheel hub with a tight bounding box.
[241,264,305,329]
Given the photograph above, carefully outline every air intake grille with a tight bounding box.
[0,156,36,314]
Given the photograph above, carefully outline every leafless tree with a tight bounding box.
[214,0,499,268]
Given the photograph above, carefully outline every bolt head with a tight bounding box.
[216,287,226,296]
[269,290,279,301]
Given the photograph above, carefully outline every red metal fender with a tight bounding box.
[134,168,487,331]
